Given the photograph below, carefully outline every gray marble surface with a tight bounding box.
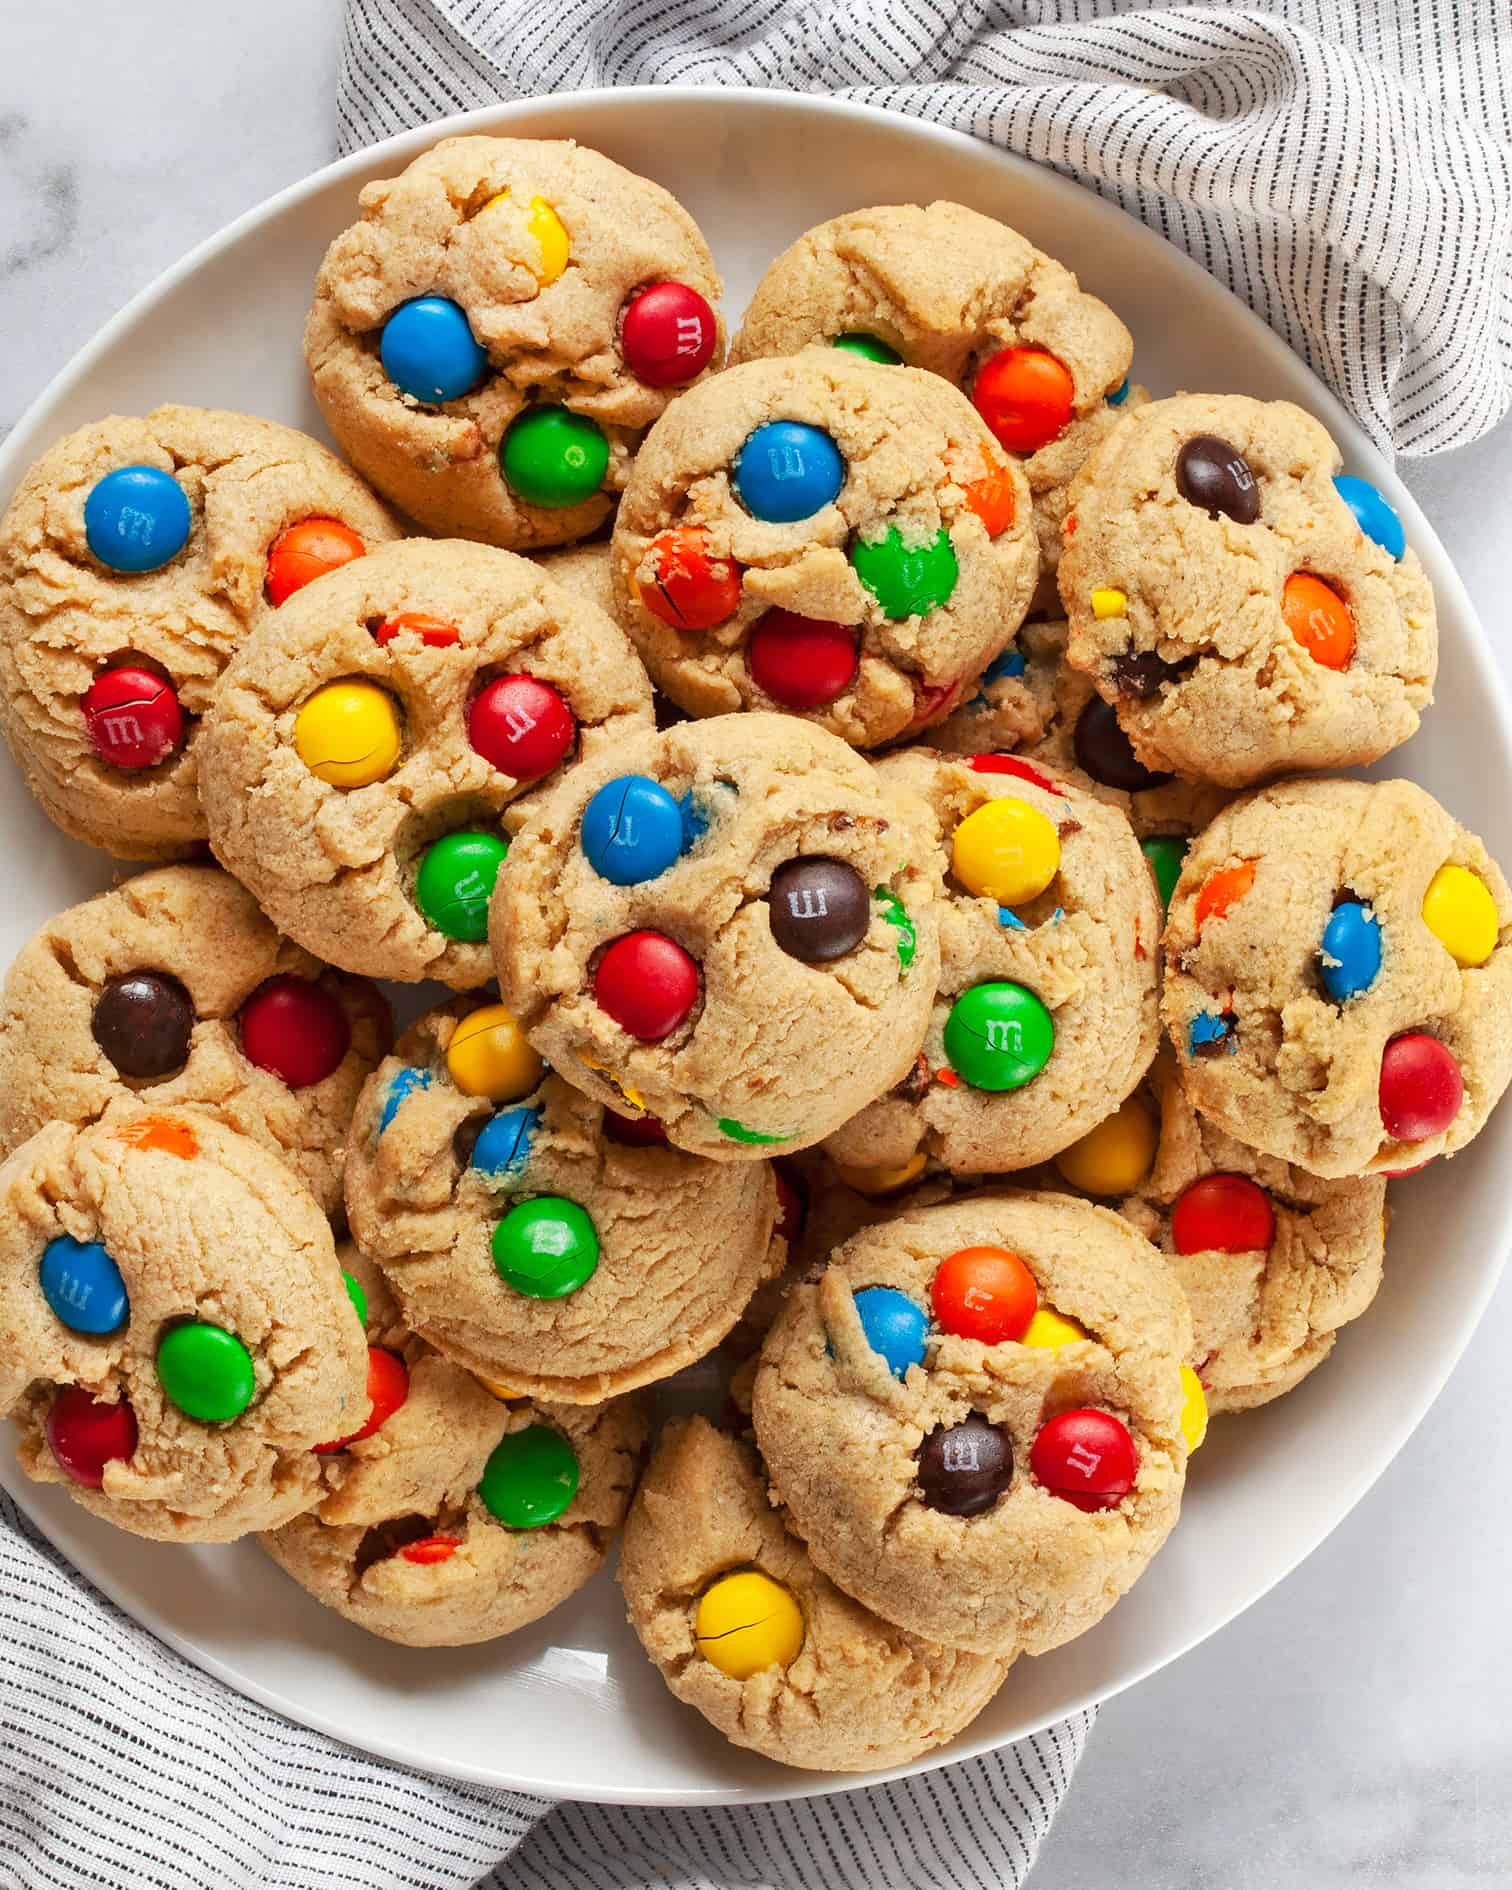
[2,4,1510,1884]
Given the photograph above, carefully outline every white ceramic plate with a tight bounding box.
[2,88,1509,1807]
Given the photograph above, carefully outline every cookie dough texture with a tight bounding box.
[825,749,1161,1174]
[490,713,942,1159]
[1117,1057,1387,1411]
[610,351,1037,747]
[201,537,653,987]
[0,866,389,1215]
[532,539,616,620]
[620,1416,1010,1772]
[263,1249,646,1644]
[1059,394,1437,786]
[0,1113,367,1541]
[753,1193,1190,1655]
[0,406,399,860]
[306,135,724,550]
[343,1001,783,1399]
[729,201,1133,593]
[1164,777,1512,1176]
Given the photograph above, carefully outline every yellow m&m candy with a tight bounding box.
[952,798,1060,906]
[526,197,569,284]
[833,1151,927,1196]
[1054,1095,1159,1197]
[293,680,402,788]
[1179,1364,1209,1453]
[446,1004,542,1101]
[694,1569,804,1680]
[1421,863,1499,968]
[1021,1306,1088,1349]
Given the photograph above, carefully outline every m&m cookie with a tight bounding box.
[261,1246,647,1645]
[305,135,723,551]
[752,1193,1191,1655]
[0,866,389,1215]
[0,1113,367,1540]
[490,713,940,1158]
[620,1417,1010,1771]
[1058,394,1437,786]
[823,748,1161,1176]
[609,351,1037,747]
[0,407,399,859]
[1164,778,1512,1175]
[342,1000,784,1399]
[200,538,652,986]
[730,201,1136,604]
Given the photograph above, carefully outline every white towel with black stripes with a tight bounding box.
[3,6,1510,1890]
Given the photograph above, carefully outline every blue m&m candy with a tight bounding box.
[1333,474,1405,561]
[1106,376,1131,407]
[84,466,192,574]
[581,775,683,886]
[853,1285,929,1379]
[40,1235,128,1336]
[380,296,489,405]
[733,422,845,523]
[471,1104,541,1179]
[1319,898,1382,1001]
[378,1065,433,1134]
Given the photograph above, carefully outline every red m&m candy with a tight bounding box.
[468,674,576,780]
[969,753,1063,795]
[594,931,700,1041]
[45,1386,138,1489]
[1379,1032,1464,1142]
[374,612,461,649]
[639,526,742,631]
[931,1245,1037,1344]
[1030,1408,1137,1511]
[82,666,184,770]
[239,975,351,1087]
[620,281,719,387]
[971,348,1076,455]
[748,611,858,709]
[774,1164,807,1244]
[602,1108,668,1148]
[1170,1174,1275,1254]
[400,1534,461,1566]
[314,1347,409,1453]
[265,517,366,606]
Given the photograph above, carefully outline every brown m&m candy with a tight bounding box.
[1072,697,1172,792]
[1174,436,1259,525]
[767,857,870,962]
[90,972,194,1079]
[917,1414,1012,1516]
[1111,650,1178,699]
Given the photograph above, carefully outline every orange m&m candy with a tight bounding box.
[1282,572,1355,670]
[971,348,1076,456]
[1194,858,1256,934]
[638,526,741,631]
[265,517,367,606]
[400,1535,461,1566]
[956,459,1018,536]
[374,612,461,648]
[314,1346,409,1453]
[930,1245,1037,1344]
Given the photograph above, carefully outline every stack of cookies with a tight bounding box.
[0,132,1503,1778]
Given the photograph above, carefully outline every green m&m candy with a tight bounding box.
[873,887,916,969]
[492,1196,599,1297]
[156,1321,256,1423]
[342,1269,367,1326]
[499,407,610,508]
[414,831,509,941]
[850,525,958,620]
[1141,835,1188,915]
[831,332,902,365]
[943,981,1054,1091]
[478,1424,580,1528]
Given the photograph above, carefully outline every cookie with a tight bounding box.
[728,201,1134,599]
[1058,394,1437,786]
[489,712,941,1159]
[200,537,653,987]
[0,1112,367,1541]
[1162,777,1512,1176]
[0,406,399,859]
[620,1416,1010,1771]
[305,135,724,551]
[823,748,1161,1175]
[752,1192,1191,1655]
[532,539,617,620]
[342,998,783,1399]
[0,866,390,1216]
[260,1247,647,1645]
[1095,1056,1388,1412]
[608,351,1037,747]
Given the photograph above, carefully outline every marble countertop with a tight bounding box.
[3,4,1510,1884]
